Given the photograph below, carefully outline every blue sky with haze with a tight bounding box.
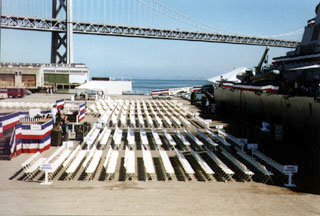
[1,0,319,79]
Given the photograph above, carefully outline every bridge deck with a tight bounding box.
[1,15,299,48]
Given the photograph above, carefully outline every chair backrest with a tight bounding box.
[159,150,174,174]
[21,151,40,168]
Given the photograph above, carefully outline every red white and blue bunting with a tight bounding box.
[0,112,20,131]
[78,103,86,122]
[21,120,53,153]
[222,83,279,93]
[151,89,169,95]
[0,122,3,138]
[56,99,65,109]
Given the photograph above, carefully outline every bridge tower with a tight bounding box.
[51,0,73,64]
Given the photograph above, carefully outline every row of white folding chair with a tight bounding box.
[236,148,273,176]
[129,114,135,127]
[63,145,81,169]
[140,129,149,146]
[120,113,127,126]
[163,130,176,146]
[0,101,53,109]
[85,127,100,147]
[197,130,218,147]
[21,151,41,170]
[190,150,214,175]
[25,102,53,109]
[171,116,182,127]
[142,147,155,178]
[218,130,245,148]
[97,127,108,143]
[194,116,211,129]
[163,109,172,118]
[99,127,112,145]
[159,150,175,179]
[174,108,187,118]
[163,116,172,127]
[0,102,20,108]
[103,147,113,169]
[49,149,71,179]
[175,130,190,146]
[85,150,103,180]
[207,130,231,147]
[154,115,163,127]
[220,148,254,180]
[98,110,112,123]
[22,152,47,180]
[179,116,191,128]
[146,115,153,127]
[124,146,135,179]
[113,128,123,147]
[253,150,284,173]
[127,127,135,147]
[184,128,203,146]
[138,115,144,127]
[206,150,234,180]
[45,145,65,164]
[151,129,162,146]
[105,148,119,179]
[65,150,87,180]
[175,149,195,179]
[82,147,97,170]
[110,113,119,126]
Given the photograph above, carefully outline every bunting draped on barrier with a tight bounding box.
[1,98,81,158]
[0,112,20,131]
[15,123,22,156]
[192,86,202,92]
[222,83,279,93]
[151,89,169,96]
[0,112,53,158]
[0,122,3,138]
[9,129,16,156]
[78,103,86,122]
[21,120,53,153]
[56,99,65,109]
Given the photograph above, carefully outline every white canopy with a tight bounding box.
[76,80,132,95]
[207,67,248,83]
[76,81,107,91]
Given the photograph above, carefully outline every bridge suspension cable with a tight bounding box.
[136,0,212,32]
[1,0,304,39]
[145,0,304,38]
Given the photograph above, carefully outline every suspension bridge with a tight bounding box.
[1,0,301,64]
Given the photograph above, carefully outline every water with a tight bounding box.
[56,79,211,95]
[132,79,211,95]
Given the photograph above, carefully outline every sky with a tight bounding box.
[1,0,319,80]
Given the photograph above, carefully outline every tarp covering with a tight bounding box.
[207,67,248,83]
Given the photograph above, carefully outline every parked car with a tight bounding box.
[7,88,26,98]
[152,94,172,100]
[26,89,32,95]
[0,89,8,99]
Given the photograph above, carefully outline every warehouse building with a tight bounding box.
[0,63,90,91]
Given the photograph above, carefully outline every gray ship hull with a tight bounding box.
[214,87,320,193]
[215,87,320,125]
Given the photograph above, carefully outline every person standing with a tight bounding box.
[101,90,105,99]
[51,105,58,123]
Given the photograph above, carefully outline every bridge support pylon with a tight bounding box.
[51,0,73,64]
